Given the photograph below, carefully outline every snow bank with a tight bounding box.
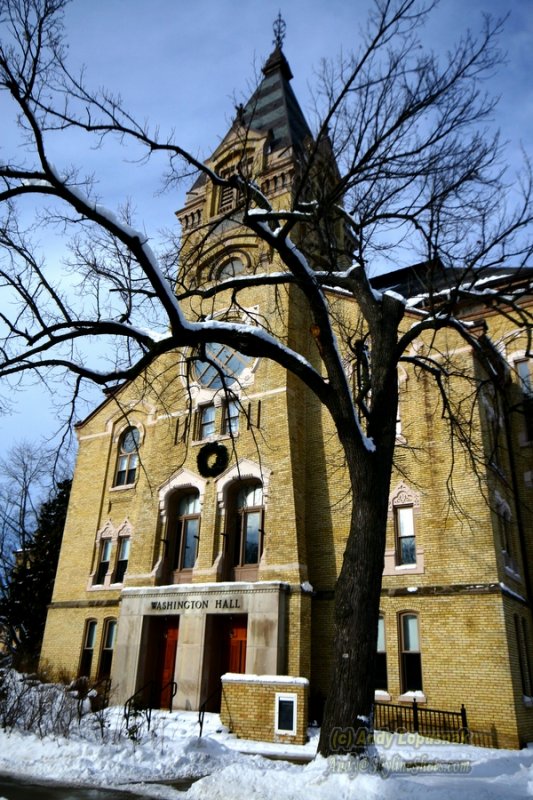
[0,674,532,800]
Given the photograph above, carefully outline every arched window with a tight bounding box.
[114,536,130,583]
[193,343,254,389]
[98,618,117,680]
[78,619,97,678]
[375,615,388,691]
[218,257,244,280]
[169,491,200,575]
[232,482,263,568]
[114,427,140,486]
[94,537,112,585]
[399,613,423,693]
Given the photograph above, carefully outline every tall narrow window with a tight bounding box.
[94,539,112,585]
[517,359,533,441]
[114,537,130,583]
[78,620,97,678]
[198,404,216,439]
[400,613,423,693]
[375,616,388,691]
[172,492,200,571]
[233,483,263,566]
[114,427,140,486]
[515,615,533,698]
[98,619,117,679]
[224,399,239,436]
[395,506,416,565]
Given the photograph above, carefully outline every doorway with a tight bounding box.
[142,616,180,708]
[158,617,179,707]
[203,614,247,710]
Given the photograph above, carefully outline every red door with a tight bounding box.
[159,618,179,708]
[227,615,247,673]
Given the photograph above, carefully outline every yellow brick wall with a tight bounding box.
[40,110,533,751]
[220,676,308,745]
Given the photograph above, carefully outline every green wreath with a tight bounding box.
[197,442,229,478]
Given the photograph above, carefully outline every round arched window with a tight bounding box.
[217,257,245,280]
[193,343,254,389]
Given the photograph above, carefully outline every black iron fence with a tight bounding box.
[374,699,469,743]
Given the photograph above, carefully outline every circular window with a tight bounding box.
[121,427,140,453]
[193,343,254,389]
[218,257,245,280]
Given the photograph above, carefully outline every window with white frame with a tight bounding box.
[94,539,112,585]
[114,537,130,583]
[170,491,200,572]
[375,615,388,691]
[197,404,216,439]
[114,427,140,486]
[232,482,263,567]
[395,505,416,566]
[275,692,297,735]
[516,359,533,441]
[515,614,533,699]
[400,613,423,693]
[97,618,117,680]
[224,399,240,435]
[78,619,97,678]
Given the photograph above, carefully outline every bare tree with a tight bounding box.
[0,0,532,755]
[0,441,52,662]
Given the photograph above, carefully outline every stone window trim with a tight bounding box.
[167,490,201,579]
[88,520,133,591]
[176,307,260,401]
[215,460,271,581]
[155,470,207,582]
[215,459,271,511]
[383,483,424,576]
[158,469,207,525]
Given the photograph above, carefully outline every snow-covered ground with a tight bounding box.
[1,704,533,800]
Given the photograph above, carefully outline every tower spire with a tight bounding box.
[273,12,286,49]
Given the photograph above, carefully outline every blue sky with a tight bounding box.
[0,0,532,459]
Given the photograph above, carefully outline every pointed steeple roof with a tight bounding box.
[239,43,312,154]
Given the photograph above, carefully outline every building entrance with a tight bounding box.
[142,616,180,708]
[203,614,247,711]
[158,617,179,707]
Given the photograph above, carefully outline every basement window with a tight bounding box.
[275,692,297,736]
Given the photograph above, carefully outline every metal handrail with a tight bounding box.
[124,679,178,731]
[163,679,178,713]
[198,683,222,737]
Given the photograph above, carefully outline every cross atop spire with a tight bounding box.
[273,12,286,49]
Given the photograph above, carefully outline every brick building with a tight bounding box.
[40,39,533,749]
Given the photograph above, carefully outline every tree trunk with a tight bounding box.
[318,362,397,756]
[317,434,395,757]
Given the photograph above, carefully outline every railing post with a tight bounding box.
[412,698,419,733]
